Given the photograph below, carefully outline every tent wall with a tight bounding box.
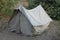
[8,11,21,33]
[8,9,35,35]
[20,13,35,35]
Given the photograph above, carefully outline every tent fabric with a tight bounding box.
[9,9,35,35]
[17,5,52,26]
[8,5,52,35]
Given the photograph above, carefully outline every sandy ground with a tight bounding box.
[0,21,60,40]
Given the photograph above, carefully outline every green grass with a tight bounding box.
[0,0,21,17]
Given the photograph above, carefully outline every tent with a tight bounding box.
[8,5,52,36]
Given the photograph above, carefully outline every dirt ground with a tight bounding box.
[0,21,60,40]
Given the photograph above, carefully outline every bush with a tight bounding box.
[27,0,40,9]
[55,0,60,6]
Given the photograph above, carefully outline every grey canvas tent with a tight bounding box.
[8,5,52,36]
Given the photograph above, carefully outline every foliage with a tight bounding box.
[28,0,60,20]
[27,0,40,9]
[0,0,20,16]
[55,0,60,6]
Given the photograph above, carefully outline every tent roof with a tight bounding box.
[14,5,52,26]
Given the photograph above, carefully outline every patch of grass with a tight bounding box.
[0,0,21,17]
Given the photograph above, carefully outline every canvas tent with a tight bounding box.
[8,5,52,36]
